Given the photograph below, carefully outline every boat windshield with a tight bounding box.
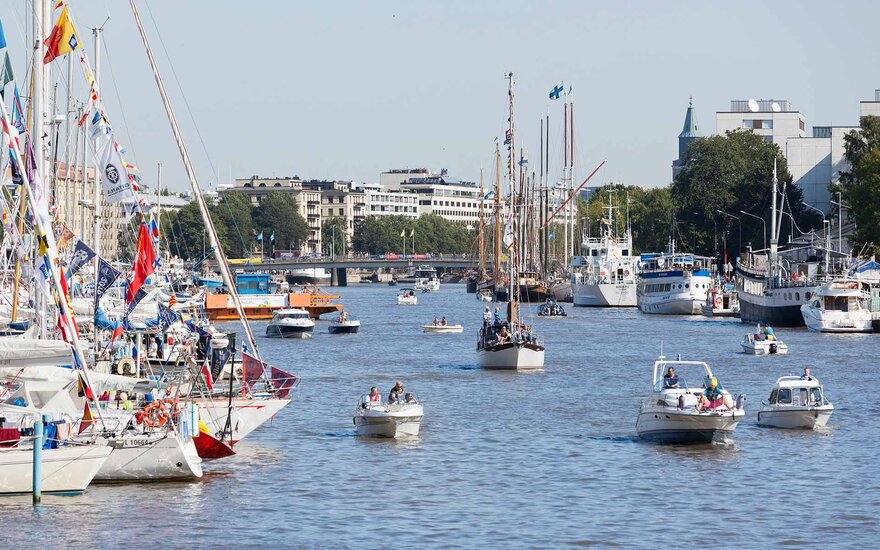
[654,363,715,392]
[278,312,309,320]
[770,386,824,406]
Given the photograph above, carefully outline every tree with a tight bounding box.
[673,130,820,256]
[839,116,880,254]
[213,192,254,258]
[352,216,412,255]
[322,217,347,256]
[253,191,309,254]
[159,201,213,261]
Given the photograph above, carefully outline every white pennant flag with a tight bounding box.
[95,135,137,204]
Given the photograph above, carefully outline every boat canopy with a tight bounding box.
[0,338,73,368]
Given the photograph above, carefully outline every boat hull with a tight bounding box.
[196,398,291,443]
[94,434,203,481]
[636,410,742,444]
[741,341,788,355]
[354,415,422,438]
[422,325,463,333]
[0,445,112,495]
[478,342,545,370]
[757,407,833,429]
[265,324,314,338]
[801,306,874,333]
[638,297,703,315]
[573,283,637,307]
[329,323,360,334]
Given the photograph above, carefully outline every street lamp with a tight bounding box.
[739,210,767,250]
[716,210,741,254]
[802,201,830,274]
[830,194,851,256]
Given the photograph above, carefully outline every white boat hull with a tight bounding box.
[636,409,743,443]
[196,398,291,443]
[801,306,873,333]
[757,406,833,429]
[638,296,704,315]
[573,283,637,307]
[398,297,417,305]
[93,433,203,481]
[741,340,789,355]
[478,343,545,370]
[422,325,463,333]
[0,445,112,495]
[354,404,423,438]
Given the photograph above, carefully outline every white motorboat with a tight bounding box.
[0,444,112,496]
[636,358,745,444]
[702,284,740,317]
[329,319,360,334]
[741,326,788,355]
[477,322,545,370]
[800,278,873,333]
[413,265,441,292]
[265,308,315,338]
[397,288,418,305]
[537,299,567,317]
[757,376,833,429]
[422,324,463,334]
[353,397,423,438]
[637,243,714,315]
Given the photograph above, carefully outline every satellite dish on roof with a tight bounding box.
[771,102,782,112]
[748,99,760,112]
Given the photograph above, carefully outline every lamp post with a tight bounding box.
[739,210,767,250]
[830,194,850,257]
[717,210,741,255]
[801,201,830,275]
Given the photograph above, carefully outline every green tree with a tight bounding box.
[322,217,347,256]
[839,116,880,254]
[673,129,819,256]
[352,215,412,254]
[214,192,254,258]
[159,201,214,261]
[253,191,309,254]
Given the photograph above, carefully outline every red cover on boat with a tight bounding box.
[193,426,236,460]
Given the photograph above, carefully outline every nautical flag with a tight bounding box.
[12,86,25,133]
[269,232,275,243]
[66,239,95,280]
[519,158,528,166]
[549,84,564,100]
[483,190,495,200]
[399,229,405,238]
[209,345,232,386]
[0,52,14,97]
[94,257,121,309]
[157,303,178,332]
[270,366,298,399]
[43,7,82,64]
[200,362,214,391]
[78,401,93,435]
[56,268,79,343]
[241,352,268,396]
[149,216,160,240]
[56,222,76,250]
[168,293,177,308]
[0,17,6,49]
[76,372,94,400]
[96,135,137,204]
[409,229,414,238]
[256,231,263,242]
[503,213,515,249]
[504,129,512,145]
[109,324,124,345]
[126,223,156,303]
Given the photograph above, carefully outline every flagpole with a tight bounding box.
[92,24,103,265]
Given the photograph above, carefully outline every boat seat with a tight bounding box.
[664,393,698,408]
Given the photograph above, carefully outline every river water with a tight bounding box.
[4,284,879,547]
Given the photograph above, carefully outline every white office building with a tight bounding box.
[379,168,430,191]
[716,99,806,147]
[354,182,420,219]
[400,172,483,226]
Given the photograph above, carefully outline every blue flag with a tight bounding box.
[124,288,148,320]
[0,18,6,49]
[256,231,263,242]
[94,257,122,311]
[66,240,96,281]
[210,345,232,384]
[549,84,564,100]
[548,231,555,240]
[157,303,178,332]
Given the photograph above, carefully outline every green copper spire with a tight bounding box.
[679,96,700,139]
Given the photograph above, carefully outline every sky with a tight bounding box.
[3,0,879,194]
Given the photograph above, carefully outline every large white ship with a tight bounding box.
[570,199,637,307]
[637,242,714,315]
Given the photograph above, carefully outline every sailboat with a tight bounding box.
[476,74,545,370]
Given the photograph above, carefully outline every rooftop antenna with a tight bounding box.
[771,102,781,113]
[748,99,760,112]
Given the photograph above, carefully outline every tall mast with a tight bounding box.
[129,0,264,366]
[92,25,103,260]
[478,168,485,280]
[563,92,568,271]
[769,158,778,286]
[570,94,575,262]
[505,72,517,323]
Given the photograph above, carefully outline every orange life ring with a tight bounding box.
[714,296,722,307]
[143,401,169,427]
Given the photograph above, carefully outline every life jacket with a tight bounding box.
[369,393,380,402]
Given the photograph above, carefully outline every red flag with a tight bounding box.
[241,352,267,396]
[168,293,177,308]
[78,401,93,434]
[109,324,124,346]
[200,362,214,391]
[126,223,156,303]
[270,366,298,399]
[56,266,79,342]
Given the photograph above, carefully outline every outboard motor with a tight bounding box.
[736,394,746,410]
[769,343,778,354]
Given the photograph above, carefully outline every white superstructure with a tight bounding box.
[801,278,873,333]
[637,244,713,315]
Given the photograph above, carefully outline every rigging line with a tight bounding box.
[100,36,141,168]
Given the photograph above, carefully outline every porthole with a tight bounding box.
[795,292,800,301]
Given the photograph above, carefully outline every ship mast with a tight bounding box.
[769,158,778,287]
[478,168,485,282]
[505,72,518,324]
[493,142,502,290]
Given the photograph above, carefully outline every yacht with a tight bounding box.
[413,265,440,292]
[265,308,315,338]
[801,278,873,333]
[757,376,833,429]
[570,197,637,307]
[636,358,745,443]
[354,396,423,438]
[397,288,418,305]
[637,243,713,315]
[741,325,789,355]
[287,267,331,285]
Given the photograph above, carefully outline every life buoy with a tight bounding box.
[714,296,722,307]
[116,357,136,376]
[142,401,169,427]
[623,269,630,277]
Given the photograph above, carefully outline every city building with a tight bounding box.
[353,182,419,219]
[311,180,366,247]
[861,89,880,117]
[399,170,483,226]
[379,168,429,191]
[716,99,807,147]
[52,163,125,259]
[672,98,701,180]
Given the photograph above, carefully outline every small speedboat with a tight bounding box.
[422,323,463,334]
[757,375,833,429]
[329,318,360,334]
[397,289,418,305]
[636,358,745,444]
[537,299,566,317]
[741,326,788,355]
[265,308,315,338]
[353,397,423,438]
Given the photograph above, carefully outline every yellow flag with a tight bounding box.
[43,6,81,64]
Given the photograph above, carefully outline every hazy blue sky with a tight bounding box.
[4,1,879,193]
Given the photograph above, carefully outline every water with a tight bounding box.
[5,285,880,547]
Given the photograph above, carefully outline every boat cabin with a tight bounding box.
[236,273,270,295]
[766,376,826,407]
[272,309,311,321]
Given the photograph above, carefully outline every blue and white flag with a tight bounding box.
[483,190,495,200]
[270,232,275,243]
[519,158,528,166]
[157,303,178,332]
[549,84,564,100]
[124,287,148,320]
[66,239,95,281]
[94,257,122,310]
[256,231,263,242]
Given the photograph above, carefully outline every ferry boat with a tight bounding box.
[637,243,713,315]
[570,197,637,307]
[204,273,341,320]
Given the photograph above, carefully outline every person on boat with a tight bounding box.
[764,326,776,341]
[404,393,417,404]
[338,310,348,323]
[497,325,510,344]
[368,387,381,402]
[663,367,680,389]
[432,316,440,326]
[441,316,448,326]
[483,307,492,325]
[388,381,404,403]
[801,368,815,381]
[147,337,158,358]
[494,307,503,324]
[697,377,724,411]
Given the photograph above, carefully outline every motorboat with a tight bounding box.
[397,288,418,305]
[413,265,440,292]
[757,375,833,429]
[537,299,567,317]
[286,267,331,285]
[422,323,463,334]
[329,312,360,334]
[741,325,788,355]
[477,322,544,370]
[477,289,493,302]
[800,278,873,333]
[353,396,423,438]
[636,358,745,444]
[702,284,740,317]
[265,308,315,338]
[636,242,714,315]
